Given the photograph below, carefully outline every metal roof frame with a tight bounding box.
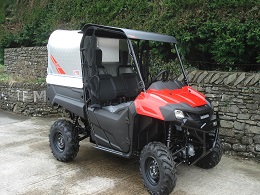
[81,24,177,43]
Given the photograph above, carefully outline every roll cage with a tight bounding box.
[80,24,189,96]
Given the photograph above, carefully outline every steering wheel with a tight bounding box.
[153,70,169,82]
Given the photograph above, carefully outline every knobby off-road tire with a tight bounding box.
[140,142,177,195]
[49,119,79,162]
[196,138,222,169]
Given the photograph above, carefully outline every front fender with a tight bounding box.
[134,92,166,120]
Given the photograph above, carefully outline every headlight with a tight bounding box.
[174,110,185,119]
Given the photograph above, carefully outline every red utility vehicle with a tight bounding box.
[47,24,222,194]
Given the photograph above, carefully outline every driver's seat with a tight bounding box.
[118,52,140,99]
[120,72,140,98]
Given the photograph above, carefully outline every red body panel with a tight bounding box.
[134,86,207,120]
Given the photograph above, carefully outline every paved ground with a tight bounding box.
[0,109,260,195]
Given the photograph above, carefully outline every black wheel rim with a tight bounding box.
[54,132,65,152]
[145,157,160,185]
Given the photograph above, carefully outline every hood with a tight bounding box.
[134,86,208,120]
[147,86,207,107]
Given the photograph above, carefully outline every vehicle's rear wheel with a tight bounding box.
[196,138,222,169]
[140,142,176,195]
[49,119,79,162]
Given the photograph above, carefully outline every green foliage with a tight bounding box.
[0,0,259,71]
[149,59,195,80]
[0,63,9,82]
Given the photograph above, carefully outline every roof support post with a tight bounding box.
[175,44,189,85]
[127,39,146,92]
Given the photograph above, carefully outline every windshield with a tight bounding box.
[128,40,186,86]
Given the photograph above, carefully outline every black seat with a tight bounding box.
[118,50,134,74]
[118,54,140,98]
[120,73,140,98]
[89,48,116,106]
[112,76,127,97]
[118,65,134,74]
[96,48,102,66]
[95,48,108,74]
[98,65,107,74]
[96,48,116,102]
[99,74,116,102]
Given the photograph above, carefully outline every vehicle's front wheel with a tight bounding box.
[140,142,177,195]
[49,119,79,162]
[196,138,222,169]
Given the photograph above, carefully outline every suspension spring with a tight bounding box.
[72,115,79,127]
[166,124,173,148]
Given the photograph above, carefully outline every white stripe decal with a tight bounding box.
[150,94,168,104]
[46,75,83,88]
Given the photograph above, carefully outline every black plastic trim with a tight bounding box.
[47,84,86,118]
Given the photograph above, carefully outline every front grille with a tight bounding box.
[186,112,211,124]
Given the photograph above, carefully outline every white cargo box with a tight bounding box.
[46,30,83,88]
[46,30,123,89]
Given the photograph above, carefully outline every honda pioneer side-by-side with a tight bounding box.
[47,24,222,195]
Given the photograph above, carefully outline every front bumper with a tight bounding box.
[181,111,220,132]
[179,112,220,165]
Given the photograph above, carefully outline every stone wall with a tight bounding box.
[4,47,47,80]
[1,46,260,161]
[179,71,260,161]
[0,82,65,117]
[1,70,259,161]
